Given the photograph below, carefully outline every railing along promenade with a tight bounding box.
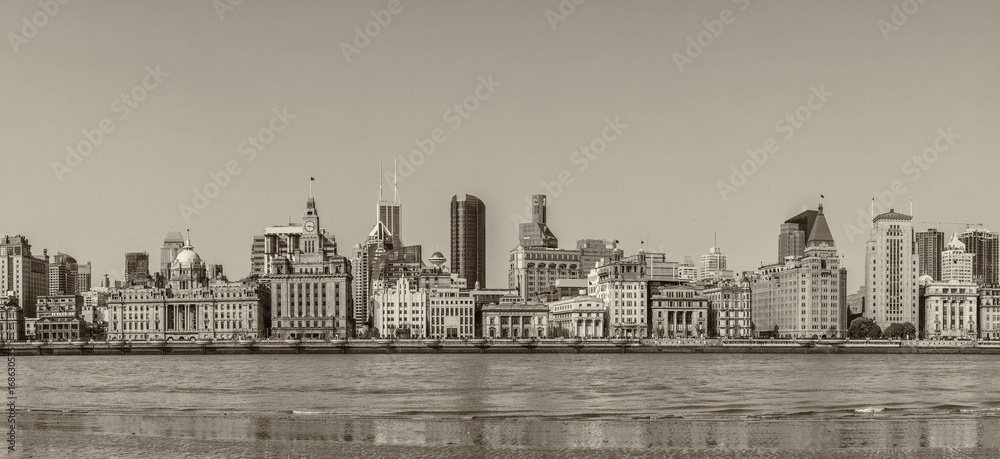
[3,337,1000,355]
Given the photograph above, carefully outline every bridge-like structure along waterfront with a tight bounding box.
[4,338,1000,355]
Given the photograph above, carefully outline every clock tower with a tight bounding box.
[300,197,323,260]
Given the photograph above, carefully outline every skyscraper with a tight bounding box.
[76,262,92,293]
[941,233,974,283]
[958,228,999,285]
[450,194,486,289]
[124,252,150,284]
[577,239,623,273]
[161,231,185,281]
[518,194,558,248]
[778,209,818,262]
[916,229,945,281]
[864,209,919,328]
[48,252,78,296]
[378,161,402,248]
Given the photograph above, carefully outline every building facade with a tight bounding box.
[34,295,84,341]
[958,228,999,286]
[916,229,945,281]
[450,194,487,290]
[509,246,581,301]
[0,296,23,341]
[703,278,752,338]
[0,235,49,318]
[923,280,978,339]
[865,209,919,328]
[755,204,848,338]
[588,256,648,338]
[48,252,78,296]
[76,262,92,293]
[428,288,475,339]
[699,246,730,281]
[979,286,1000,340]
[267,197,353,339]
[941,234,975,283]
[547,295,606,338]
[371,277,427,339]
[161,231,185,281]
[778,210,818,263]
[125,252,151,286]
[482,299,549,339]
[650,284,709,338]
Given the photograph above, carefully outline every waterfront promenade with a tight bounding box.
[6,337,1000,355]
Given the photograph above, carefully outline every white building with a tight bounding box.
[428,288,475,339]
[699,246,731,281]
[371,277,428,339]
[547,295,606,338]
[923,279,978,339]
[941,234,975,283]
[865,209,919,328]
[588,256,648,338]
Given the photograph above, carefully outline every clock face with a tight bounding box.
[304,221,316,233]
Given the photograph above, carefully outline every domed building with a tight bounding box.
[169,236,208,291]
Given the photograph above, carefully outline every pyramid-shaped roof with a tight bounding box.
[807,204,835,247]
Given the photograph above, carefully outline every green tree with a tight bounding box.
[848,317,883,339]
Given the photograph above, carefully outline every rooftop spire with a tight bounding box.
[393,157,399,203]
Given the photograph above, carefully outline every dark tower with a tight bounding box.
[451,194,487,289]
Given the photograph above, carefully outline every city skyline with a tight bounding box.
[3,1,1000,292]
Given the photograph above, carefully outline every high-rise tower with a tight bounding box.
[864,209,919,327]
[916,229,945,281]
[941,233,974,283]
[958,228,999,285]
[451,194,486,289]
[518,194,558,248]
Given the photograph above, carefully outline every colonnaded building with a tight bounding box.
[107,236,266,341]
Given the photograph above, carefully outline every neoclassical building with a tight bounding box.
[482,296,548,339]
[107,237,266,341]
[923,278,978,340]
[650,285,709,338]
[547,295,606,338]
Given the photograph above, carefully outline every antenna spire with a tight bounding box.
[393,158,399,203]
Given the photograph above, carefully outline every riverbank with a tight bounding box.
[15,411,1000,458]
[5,338,1000,355]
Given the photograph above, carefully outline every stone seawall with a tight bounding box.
[5,339,1000,356]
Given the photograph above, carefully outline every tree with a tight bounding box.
[901,322,917,340]
[883,323,904,339]
[848,317,883,339]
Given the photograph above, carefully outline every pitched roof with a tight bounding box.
[807,204,835,246]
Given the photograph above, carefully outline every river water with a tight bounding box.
[14,353,1000,457]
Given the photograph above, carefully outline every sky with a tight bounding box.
[2,0,999,292]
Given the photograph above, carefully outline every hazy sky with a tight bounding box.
[2,0,999,291]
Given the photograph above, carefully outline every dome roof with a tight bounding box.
[173,238,202,266]
[429,251,446,266]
